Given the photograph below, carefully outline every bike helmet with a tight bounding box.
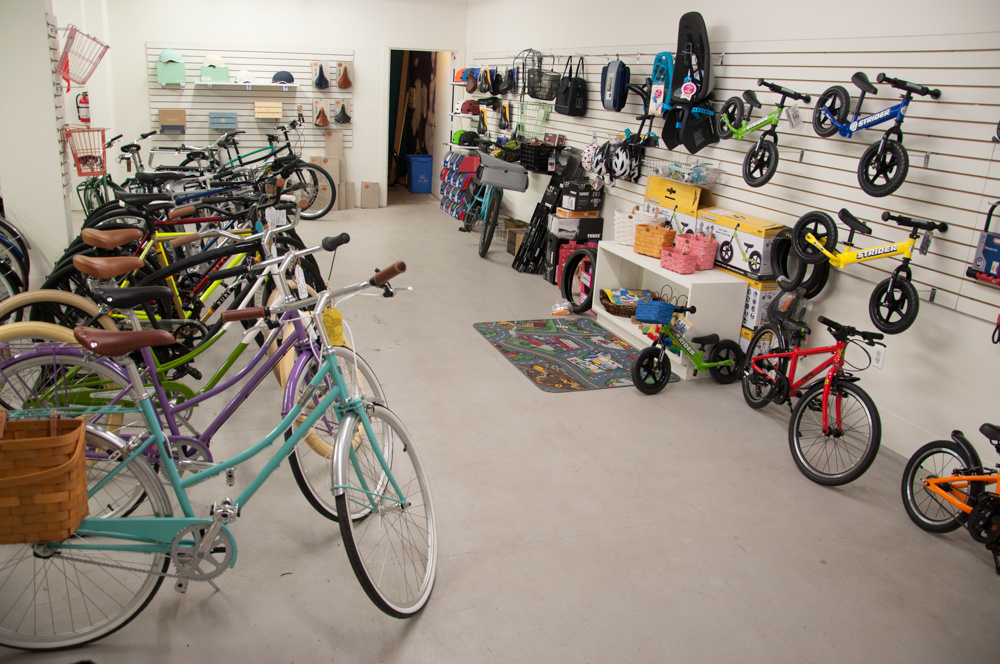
[272,70,295,84]
[591,142,610,177]
[204,54,226,68]
[611,145,631,179]
[460,100,480,115]
[451,130,467,145]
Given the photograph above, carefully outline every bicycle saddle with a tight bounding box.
[691,333,719,346]
[74,326,176,357]
[134,171,186,186]
[838,208,872,235]
[72,255,145,280]
[81,227,144,250]
[742,90,762,109]
[851,72,878,95]
[115,192,172,205]
[92,285,173,310]
[982,423,1000,442]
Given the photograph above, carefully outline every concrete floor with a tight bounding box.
[11,188,999,664]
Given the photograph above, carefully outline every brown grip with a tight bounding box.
[167,205,197,220]
[371,261,407,286]
[220,307,266,322]
[169,233,201,249]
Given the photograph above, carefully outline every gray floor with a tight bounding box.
[12,189,998,664]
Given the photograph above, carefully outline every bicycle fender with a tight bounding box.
[950,430,984,469]
[282,347,319,416]
[332,410,362,497]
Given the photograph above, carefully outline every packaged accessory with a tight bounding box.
[314,64,329,89]
[334,104,351,124]
[555,57,588,117]
[315,106,329,126]
[337,63,352,89]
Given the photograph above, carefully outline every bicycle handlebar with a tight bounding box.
[104,134,123,149]
[876,73,941,99]
[757,78,811,104]
[880,211,948,233]
[675,305,696,315]
[322,233,350,252]
[817,315,884,345]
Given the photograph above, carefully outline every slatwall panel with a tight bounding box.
[49,15,70,196]
[145,42,354,163]
[469,32,1000,325]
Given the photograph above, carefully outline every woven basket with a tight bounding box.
[634,223,677,258]
[660,246,698,275]
[599,290,639,317]
[0,412,88,545]
[613,205,662,246]
[677,233,718,270]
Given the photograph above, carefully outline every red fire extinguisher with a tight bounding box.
[76,92,90,124]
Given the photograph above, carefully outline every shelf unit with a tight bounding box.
[593,241,748,380]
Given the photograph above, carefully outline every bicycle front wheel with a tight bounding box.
[286,347,388,521]
[788,381,881,485]
[902,440,979,533]
[0,433,170,650]
[287,162,336,220]
[336,405,436,617]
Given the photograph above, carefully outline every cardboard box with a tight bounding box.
[324,130,345,157]
[344,182,356,209]
[739,326,755,353]
[506,228,527,256]
[644,176,702,216]
[555,207,600,219]
[717,268,780,330]
[546,215,603,242]
[642,204,699,234]
[158,108,186,134]
[696,207,784,280]
[561,181,604,212]
[543,233,565,284]
[504,218,528,231]
[360,182,379,209]
[310,155,342,183]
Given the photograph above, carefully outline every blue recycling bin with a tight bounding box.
[406,154,433,194]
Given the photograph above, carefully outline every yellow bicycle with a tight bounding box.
[791,207,947,334]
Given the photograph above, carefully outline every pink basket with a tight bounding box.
[56,25,109,86]
[677,233,718,270]
[660,246,697,274]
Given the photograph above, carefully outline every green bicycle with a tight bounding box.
[716,79,811,187]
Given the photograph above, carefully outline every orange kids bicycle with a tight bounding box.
[742,306,885,485]
[902,423,1000,574]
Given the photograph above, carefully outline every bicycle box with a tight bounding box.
[715,267,780,330]
[696,207,783,280]
[644,176,702,216]
[208,112,238,131]
[478,152,528,192]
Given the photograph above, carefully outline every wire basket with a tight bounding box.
[56,25,110,86]
[516,101,550,141]
[63,125,107,176]
[643,156,723,188]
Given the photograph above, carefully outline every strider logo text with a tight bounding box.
[857,244,899,259]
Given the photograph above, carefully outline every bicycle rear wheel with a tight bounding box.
[287,162,336,220]
[741,323,786,409]
[788,381,881,485]
[901,441,979,533]
[0,434,170,650]
[286,347,388,521]
[336,405,436,617]
[478,190,502,257]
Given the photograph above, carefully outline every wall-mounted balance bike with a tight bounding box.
[812,72,941,198]
[791,207,947,334]
[717,79,811,187]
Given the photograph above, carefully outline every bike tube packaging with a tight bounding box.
[696,207,785,280]
[601,59,630,112]
[555,57,588,117]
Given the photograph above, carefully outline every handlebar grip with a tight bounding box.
[757,78,765,86]
[104,134,123,148]
[876,73,887,84]
[682,305,696,315]
[864,331,885,342]
[881,211,892,222]
[801,94,812,104]
[322,234,350,251]
[220,307,266,323]
[929,88,942,99]
[369,261,407,287]
[169,233,202,249]
[817,315,835,328]
[140,131,157,139]
[167,205,196,220]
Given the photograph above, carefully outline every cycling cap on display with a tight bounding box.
[158,48,183,63]
[204,54,226,68]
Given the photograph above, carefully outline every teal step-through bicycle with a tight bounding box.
[0,261,437,651]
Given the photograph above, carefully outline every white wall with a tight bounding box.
[463,0,1000,463]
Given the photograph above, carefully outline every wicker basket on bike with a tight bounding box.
[476,150,528,192]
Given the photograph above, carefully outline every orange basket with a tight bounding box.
[56,25,110,86]
[63,125,107,176]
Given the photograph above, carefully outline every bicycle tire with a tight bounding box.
[0,260,20,303]
[770,233,807,290]
[901,440,980,533]
[0,289,118,329]
[858,139,909,198]
[0,215,30,283]
[560,247,597,314]
[791,211,838,265]
[287,162,336,220]
[286,347,388,522]
[631,345,672,395]
[741,323,786,409]
[742,140,779,188]
[869,276,919,334]
[478,191,501,258]
[812,85,849,137]
[0,432,170,650]
[336,405,437,617]
[0,236,28,292]
[788,381,881,485]
[717,96,744,140]
[707,339,744,384]
[388,149,400,187]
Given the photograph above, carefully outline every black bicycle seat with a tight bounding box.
[134,171,186,186]
[838,209,872,235]
[851,72,878,95]
[691,333,719,346]
[115,192,172,206]
[742,90,762,109]
[92,286,174,310]
[981,423,1000,441]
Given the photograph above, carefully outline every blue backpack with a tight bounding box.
[601,59,630,112]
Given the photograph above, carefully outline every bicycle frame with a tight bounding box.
[804,232,916,270]
[725,107,782,141]
[748,338,849,427]
[922,472,1000,515]
[659,325,729,372]
[822,97,910,140]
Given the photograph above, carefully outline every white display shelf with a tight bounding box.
[191,82,297,91]
[593,241,748,380]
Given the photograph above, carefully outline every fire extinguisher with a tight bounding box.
[76,92,90,124]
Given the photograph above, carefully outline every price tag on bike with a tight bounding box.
[785,104,802,130]
[295,264,307,299]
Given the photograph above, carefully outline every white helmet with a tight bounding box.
[611,146,631,179]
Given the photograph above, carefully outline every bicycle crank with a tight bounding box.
[170,523,235,593]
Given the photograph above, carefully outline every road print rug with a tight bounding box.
[473,317,677,393]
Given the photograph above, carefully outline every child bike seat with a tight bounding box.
[691,333,719,346]
[851,72,878,95]
[742,90,762,109]
[838,208,872,235]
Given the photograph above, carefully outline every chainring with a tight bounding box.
[170,524,234,581]
[967,493,1000,545]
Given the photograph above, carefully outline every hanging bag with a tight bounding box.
[554,57,588,117]
[601,59,630,112]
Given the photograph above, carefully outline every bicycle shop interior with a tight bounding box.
[0,0,998,662]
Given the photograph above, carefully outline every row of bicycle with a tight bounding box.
[0,175,436,651]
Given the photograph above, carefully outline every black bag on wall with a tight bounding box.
[554,57,587,117]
